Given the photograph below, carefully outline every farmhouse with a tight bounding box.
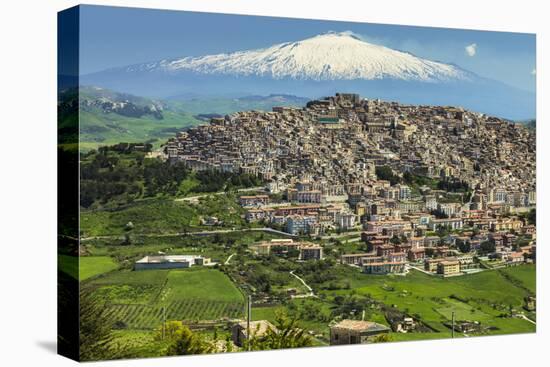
[134,255,212,270]
[330,319,390,345]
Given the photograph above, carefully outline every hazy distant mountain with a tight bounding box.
[66,87,201,150]
[82,31,535,120]
[59,87,312,150]
[167,94,310,117]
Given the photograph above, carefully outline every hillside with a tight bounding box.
[60,87,311,150]
[77,86,201,150]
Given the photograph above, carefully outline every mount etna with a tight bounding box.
[81,31,534,120]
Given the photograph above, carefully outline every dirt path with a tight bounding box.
[289,270,315,298]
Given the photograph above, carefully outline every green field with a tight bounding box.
[79,110,201,151]
[58,255,118,281]
[80,256,119,280]
[499,265,536,293]
[320,266,536,338]
[90,268,245,329]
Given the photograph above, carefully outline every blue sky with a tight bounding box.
[79,5,536,93]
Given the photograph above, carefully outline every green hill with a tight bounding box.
[60,86,310,151]
[76,86,202,151]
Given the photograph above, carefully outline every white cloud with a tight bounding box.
[465,43,477,57]
[531,68,536,75]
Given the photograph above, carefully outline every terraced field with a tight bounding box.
[90,268,245,330]
[105,300,244,329]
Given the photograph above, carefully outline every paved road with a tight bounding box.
[319,230,363,240]
[174,186,265,203]
[80,227,296,242]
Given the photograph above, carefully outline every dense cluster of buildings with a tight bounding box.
[165,93,536,274]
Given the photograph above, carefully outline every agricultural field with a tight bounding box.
[88,268,245,330]
[315,265,536,339]
[246,263,536,345]
[499,264,536,293]
[58,255,118,281]
[80,256,119,280]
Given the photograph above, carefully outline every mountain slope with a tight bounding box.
[137,32,471,82]
[82,32,535,120]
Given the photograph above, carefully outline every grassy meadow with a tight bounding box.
[58,255,118,281]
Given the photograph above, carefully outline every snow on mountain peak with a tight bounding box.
[136,31,472,82]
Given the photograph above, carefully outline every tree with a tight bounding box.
[372,333,393,343]
[527,208,536,225]
[390,235,401,245]
[480,241,496,254]
[246,311,313,350]
[456,239,471,253]
[375,166,401,185]
[403,171,414,185]
[157,321,214,356]
[79,289,115,361]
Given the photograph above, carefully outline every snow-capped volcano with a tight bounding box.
[132,31,471,82]
[82,31,534,120]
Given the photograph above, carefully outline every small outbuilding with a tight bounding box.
[330,319,390,345]
[231,320,277,347]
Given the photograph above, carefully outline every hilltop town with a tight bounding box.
[71,93,536,359]
[163,93,535,276]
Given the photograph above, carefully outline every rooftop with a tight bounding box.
[331,319,390,333]
[136,255,207,264]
